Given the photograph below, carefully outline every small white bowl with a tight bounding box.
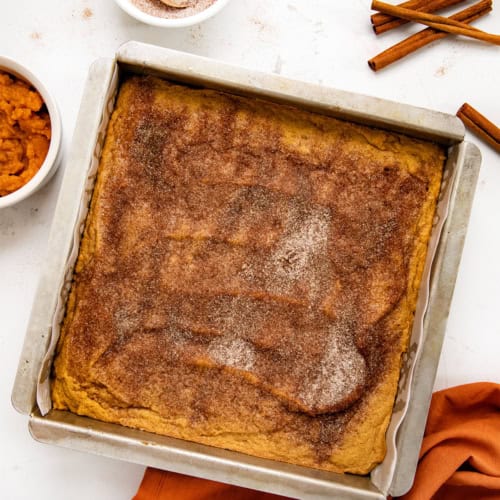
[0,57,62,209]
[114,0,232,28]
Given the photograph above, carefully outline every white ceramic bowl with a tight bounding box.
[113,0,232,28]
[0,57,62,209]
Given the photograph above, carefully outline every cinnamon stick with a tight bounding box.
[372,0,465,35]
[372,0,433,26]
[371,0,500,45]
[368,0,492,71]
[457,103,500,153]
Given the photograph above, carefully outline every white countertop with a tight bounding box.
[1,1,499,498]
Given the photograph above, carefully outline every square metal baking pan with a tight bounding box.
[12,42,481,499]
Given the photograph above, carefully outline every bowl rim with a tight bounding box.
[113,0,232,28]
[0,56,62,209]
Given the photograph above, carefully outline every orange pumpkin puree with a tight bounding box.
[0,70,51,196]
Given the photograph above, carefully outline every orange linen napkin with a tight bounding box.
[133,383,500,500]
[132,468,293,500]
[399,382,500,500]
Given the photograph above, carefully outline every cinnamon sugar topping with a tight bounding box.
[208,337,255,371]
[54,75,445,466]
[74,76,429,415]
[299,325,367,414]
[131,0,217,19]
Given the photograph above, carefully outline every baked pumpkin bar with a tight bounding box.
[52,75,445,474]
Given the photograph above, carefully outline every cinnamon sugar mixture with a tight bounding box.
[131,0,216,19]
[53,75,444,463]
